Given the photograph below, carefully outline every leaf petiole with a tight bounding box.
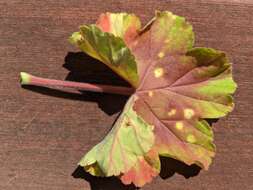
[20,72,134,96]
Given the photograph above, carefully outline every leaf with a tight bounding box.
[71,11,237,187]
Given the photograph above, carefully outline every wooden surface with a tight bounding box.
[1,0,253,189]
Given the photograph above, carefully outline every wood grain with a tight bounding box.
[0,0,253,189]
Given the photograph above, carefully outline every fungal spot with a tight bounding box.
[75,34,84,45]
[158,52,165,58]
[125,121,131,127]
[154,67,164,78]
[184,108,194,119]
[175,122,183,130]
[148,91,153,97]
[168,109,176,116]
[187,134,196,143]
[150,125,155,130]
[124,116,132,128]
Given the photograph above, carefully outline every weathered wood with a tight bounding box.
[0,0,252,189]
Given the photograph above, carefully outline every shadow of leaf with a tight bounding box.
[63,52,130,86]
[64,52,131,115]
[22,52,130,115]
[206,118,219,126]
[159,156,201,179]
[72,166,137,190]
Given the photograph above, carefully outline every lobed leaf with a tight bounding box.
[71,11,237,187]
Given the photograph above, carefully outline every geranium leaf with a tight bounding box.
[71,11,237,187]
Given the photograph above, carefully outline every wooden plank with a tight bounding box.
[0,0,252,189]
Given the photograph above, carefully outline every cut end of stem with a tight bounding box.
[20,72,32,85]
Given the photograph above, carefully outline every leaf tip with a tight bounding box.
[69,31,83,45]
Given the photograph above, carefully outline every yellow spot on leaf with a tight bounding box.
[158,52,165,58]
[148,91,153,97]
[184,108,194,119]
[187,134,196,143]
[154,67,164,78]
[175,122,183,130]
[150,125,155,130]
[168,109,176,116]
